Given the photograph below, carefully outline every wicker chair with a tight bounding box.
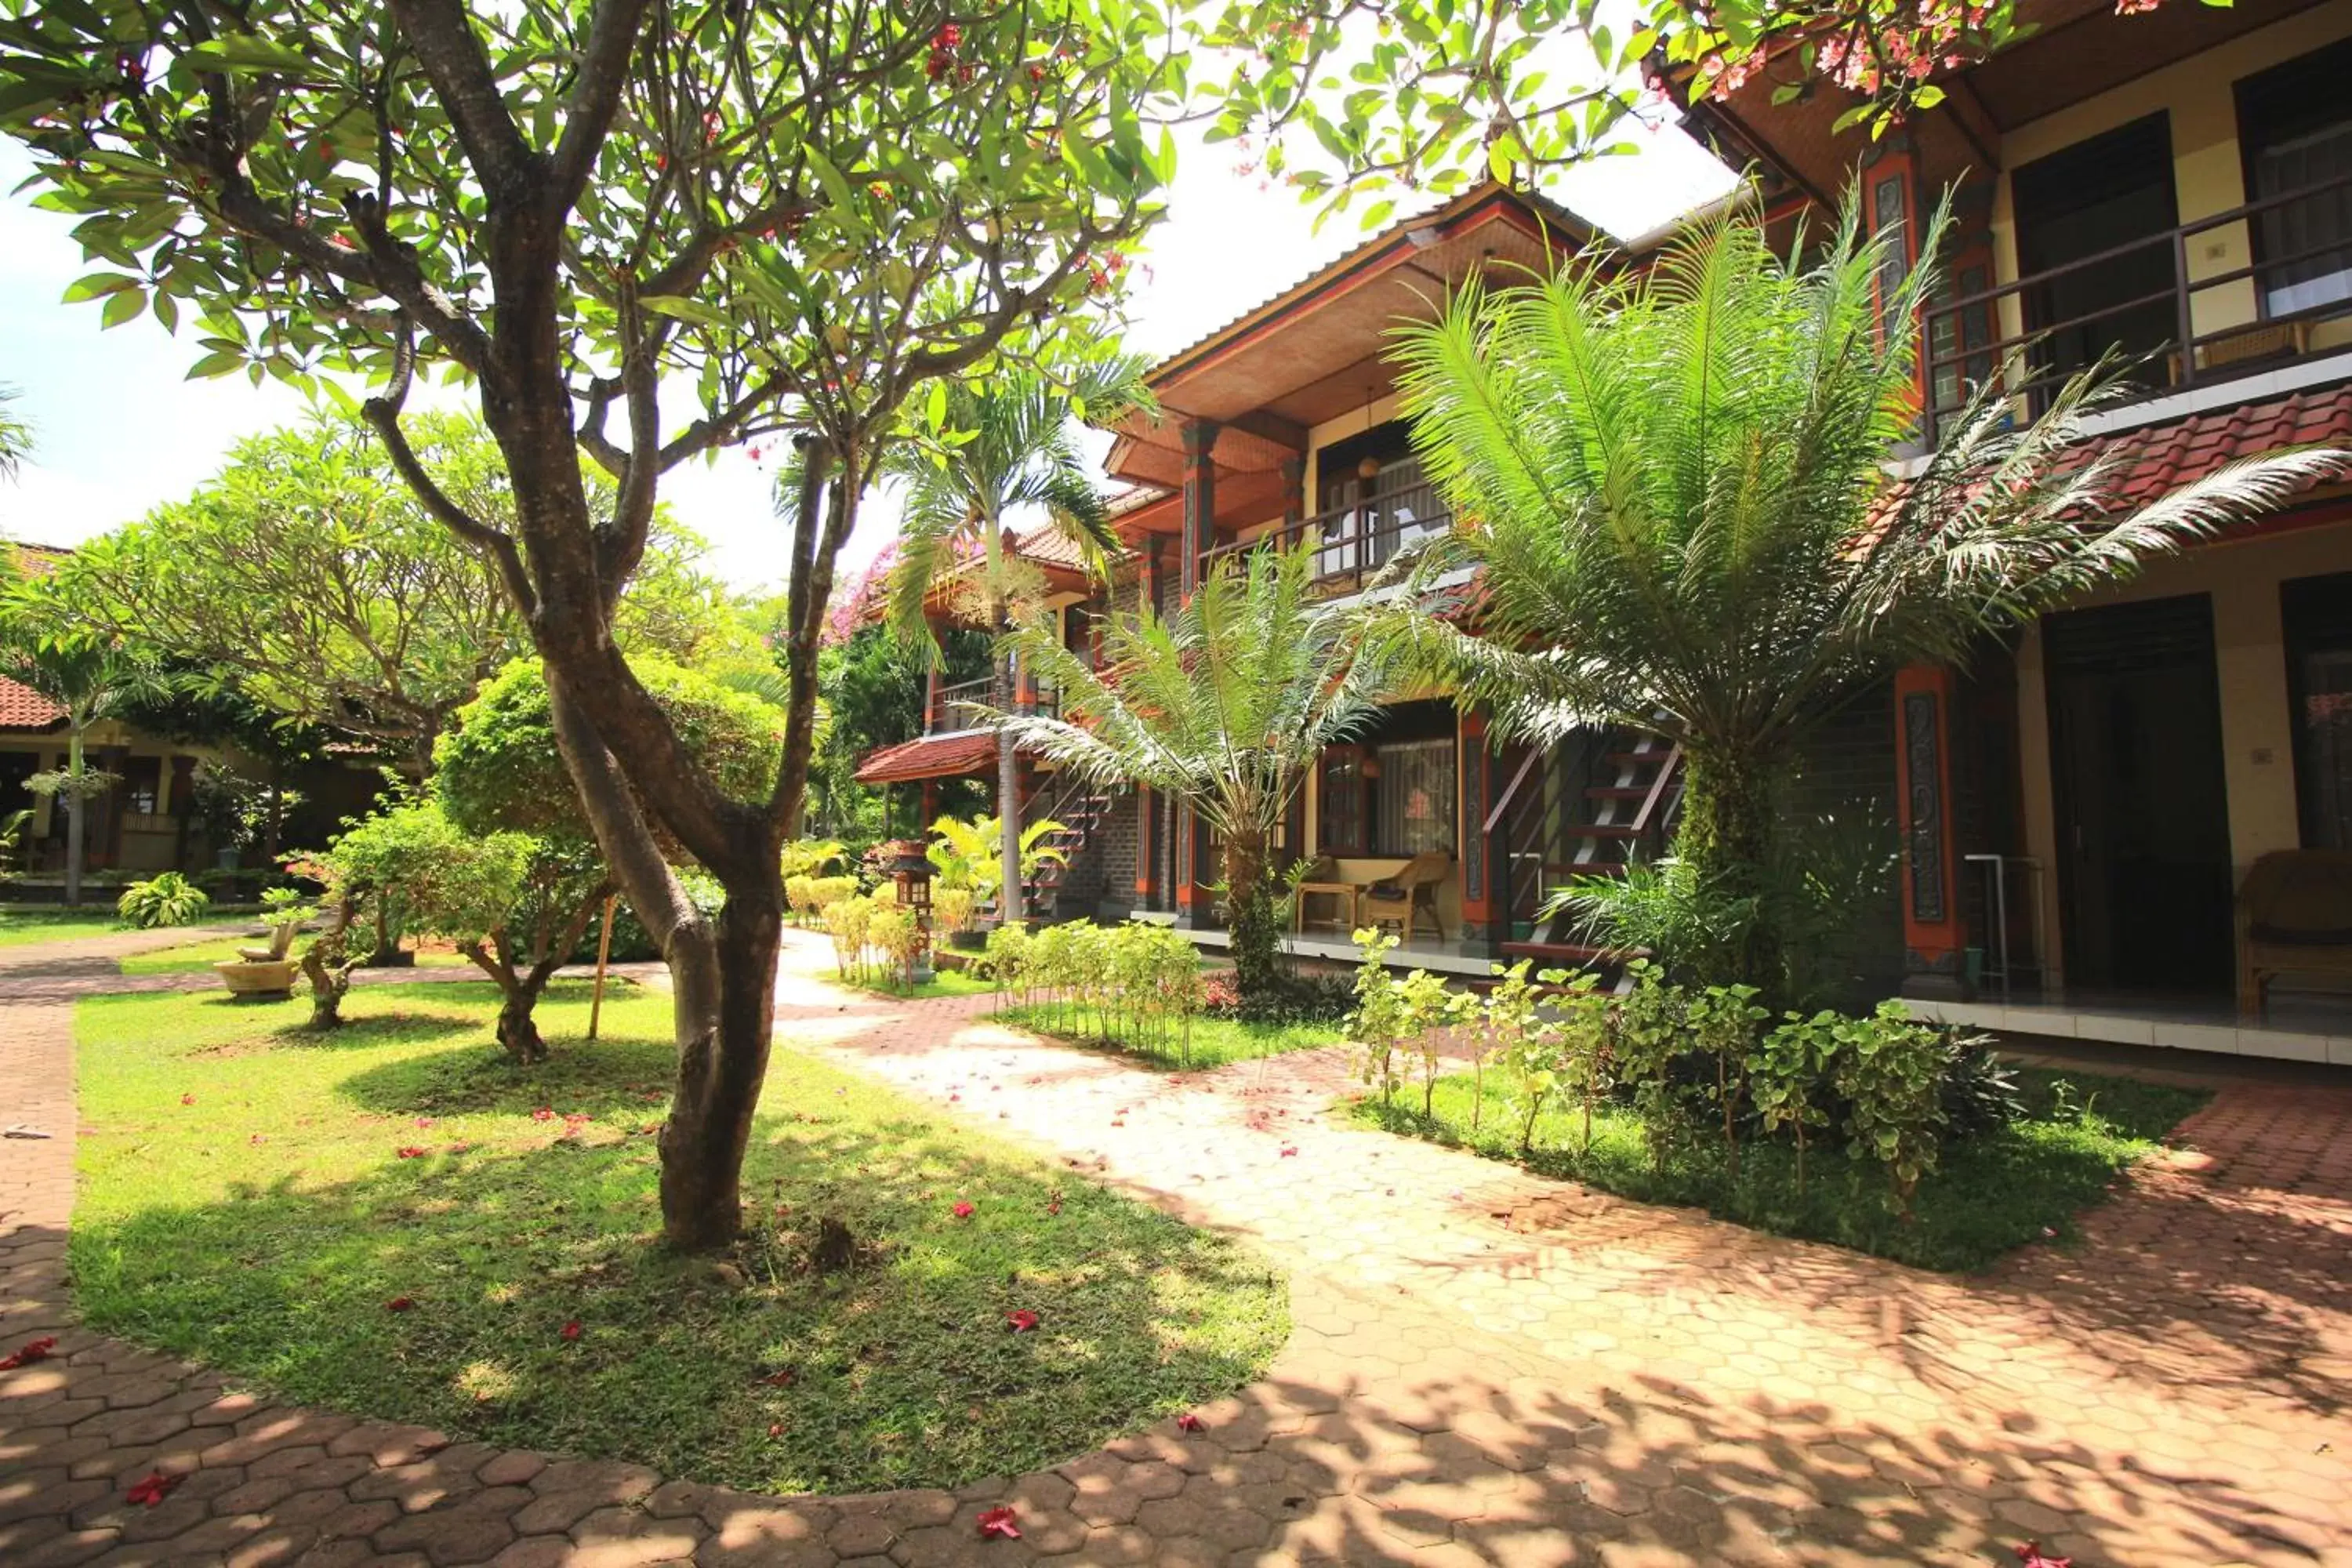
[2237,849,2352,1019]
[1360,851,1451,942]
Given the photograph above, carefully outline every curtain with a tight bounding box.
[1375,738,1455,856]
[2256,122,2352,318]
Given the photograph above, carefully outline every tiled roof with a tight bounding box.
[2078,383,2352,508]
[0,674,65,731]
[852,731,998,785]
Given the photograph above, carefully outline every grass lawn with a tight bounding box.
[838,965,998,1001]
[119,938,472,976]
[996,1000,1345,1072]
[71,980,1287,1494]
[1351,1068,2207,1272]
[0,907,132,946]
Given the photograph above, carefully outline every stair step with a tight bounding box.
[1541,859,1630,876]
[1584,786,1653,800]
[1603,750,1671,767]
[1564,823,1643,840]
[1499,940,1644,965]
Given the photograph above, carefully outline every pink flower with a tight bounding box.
[1176,1413,1206,1433]
[125,1470,184,1508]
[952,1200,975,1219]
[1279,1146,1298,1158]
[180,1094,195,1106]
[1006,1309,1039,1332]
[561,1320,583,1341]
[2016,1545,2071,1568]
[976,1505,1022,1540]
[532,1106,555,1123]
[396,1146,427,1160]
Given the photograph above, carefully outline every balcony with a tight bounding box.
[924,676,993,735]
[1923,169,2352,446]
[1200,476,1453,594]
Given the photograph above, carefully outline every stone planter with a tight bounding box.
[214,960,298,1000]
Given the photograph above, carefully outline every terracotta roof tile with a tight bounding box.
[852,731,998,785]
[0,674,65,731]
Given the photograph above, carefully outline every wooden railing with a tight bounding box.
[926,676,993,735]
[1922,168,2352,445]
[1198,481,1453,594]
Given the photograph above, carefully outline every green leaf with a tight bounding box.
[177,37,321,75]
[100,285,145,328]
[641,294,731,331]
[60,270,140,303]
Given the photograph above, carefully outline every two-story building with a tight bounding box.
[857,0,2352,1062]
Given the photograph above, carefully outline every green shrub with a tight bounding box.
[1831,1001,1950,1213]
[116,872,211,929]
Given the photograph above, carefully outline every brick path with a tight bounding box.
[2,928,2349,1566]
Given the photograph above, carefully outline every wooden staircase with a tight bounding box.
[1020,775,1122,920]
[1490,727,1682,975]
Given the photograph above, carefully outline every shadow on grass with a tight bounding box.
[70,1036,1288,1497]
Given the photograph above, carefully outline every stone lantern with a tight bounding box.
[883,837,935,984]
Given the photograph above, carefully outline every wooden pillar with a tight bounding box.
[168,754,196,871]
[924,659,942,733]
[1458,710,1500,951]
[1896,664,1969,999]
[1281,454,1306,528]
[1135,786,1159,910]
[920,778,940,826]
[1180,419,1217,595]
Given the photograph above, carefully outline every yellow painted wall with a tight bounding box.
[1987,0,2352,355]
[2013,515,2352,987]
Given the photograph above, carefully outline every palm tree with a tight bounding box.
[0,385,31,481]
[1385,204,2347,996]
[884,358,1154,923]
[994,540,1395,1001]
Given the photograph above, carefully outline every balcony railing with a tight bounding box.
[1199,480,1453,594]
[925,676,993,735]
[1922,168,2352,445]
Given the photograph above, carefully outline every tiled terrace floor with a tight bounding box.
[1,927,2348,1565]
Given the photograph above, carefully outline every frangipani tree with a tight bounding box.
[994,541,1393,1001]
[884,358,1155,920]
[1384,206,2347,997]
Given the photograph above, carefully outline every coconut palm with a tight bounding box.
[1385,203,2347,996]
[994,540,1395,1002]
[883,357,1154,923]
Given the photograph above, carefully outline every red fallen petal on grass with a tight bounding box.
[0,1336,58,1370]
[125,1469,184,1508]
[768,1422,783,1436]
[414,1116,434,1128]
[1046,1197,1062,1216]
[1279,1146,1298,1158]
[976,1505,1022,1540]
[757,1368,795,1386]
[1006,1309,1039,1332]
[396,1146,427,1160]
[446,1142,472,1155]
[951,1201,975,1219]
[2015,1546,2071,1568]
[385,1297,416,1312]
[531,1107,555,1122]
[249,1134,267,1145]
[561,1320,583,1341]
[1176,1413,1206,1432]
[180,1094,195,1105]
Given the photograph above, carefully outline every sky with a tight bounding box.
[0,118,1734,593]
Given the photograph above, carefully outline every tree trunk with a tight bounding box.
[1674,752,1784,1002]
[989,519,1022,927]
[658,893,781,1250]
[63,728,85,909]
[1223,829,1281,1004]
[496,986,549,1064]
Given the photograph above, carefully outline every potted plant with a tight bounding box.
[213,886,308,1000]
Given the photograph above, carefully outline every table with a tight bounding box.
[1293,880,1361,934]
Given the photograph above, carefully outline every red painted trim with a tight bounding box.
[1894,664,1967,969]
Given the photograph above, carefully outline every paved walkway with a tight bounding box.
[2,929,2349,1566]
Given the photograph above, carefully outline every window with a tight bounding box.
[2238,38,2352,320]
[119,757,161,815]
[1929,263,1992,416]
[1871,171,1911,345]
[2284,572,2352,849]
[2013,114,2179,400]
[1316,747,1365,855]
[1374,738,1454,856]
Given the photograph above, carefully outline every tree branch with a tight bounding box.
[383,0,539,199]
[550,0,653,212]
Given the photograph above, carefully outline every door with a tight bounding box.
[2013,113,2180,402]
[2045,594,2234,995]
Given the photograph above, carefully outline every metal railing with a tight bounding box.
[1198,481,1454,594]
[1922,167,2352,445]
